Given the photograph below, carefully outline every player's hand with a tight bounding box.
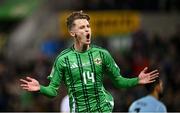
[138,67,159,84]
[20,76,40,91]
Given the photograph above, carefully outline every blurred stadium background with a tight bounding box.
[0,0,180,112]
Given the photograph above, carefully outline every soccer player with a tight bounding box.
[128,77,167,113]
[20,11,159,112]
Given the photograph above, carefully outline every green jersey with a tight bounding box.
[40,45,139,112]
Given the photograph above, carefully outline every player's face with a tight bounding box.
[70,19,91,45]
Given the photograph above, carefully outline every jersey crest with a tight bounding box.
[94,58,102,65]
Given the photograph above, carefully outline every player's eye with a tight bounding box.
[79,26,85,29]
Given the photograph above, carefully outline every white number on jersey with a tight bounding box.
[83,71,95,84]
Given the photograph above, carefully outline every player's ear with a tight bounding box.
[69,30,75,37]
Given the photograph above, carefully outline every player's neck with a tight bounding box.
[74,43,90,52]
[150,91,159,100]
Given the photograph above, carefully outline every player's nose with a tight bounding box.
[85,27,90,32]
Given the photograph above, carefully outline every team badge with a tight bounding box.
[94,58,102,65]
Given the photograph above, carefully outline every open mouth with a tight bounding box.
[86,34,90,39]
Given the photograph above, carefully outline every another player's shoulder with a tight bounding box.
[137,95,153,103]
[151,97,167,112]
[91,45,109,54]
[130,97,143,105]
[131,96,149,105]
